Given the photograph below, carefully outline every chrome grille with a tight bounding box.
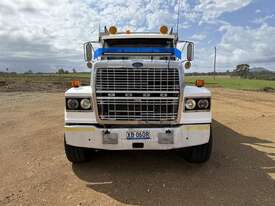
[96,68,179,91]
[95,67,180,122]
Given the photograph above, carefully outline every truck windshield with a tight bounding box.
[104,38,174,48]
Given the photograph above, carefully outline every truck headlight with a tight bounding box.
[66,97,92,111]
[197,99,209,109]
[67,98,79,110]
[185,99,196,110]
[80,98,91,110]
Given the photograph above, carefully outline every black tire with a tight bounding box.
[183,126,213,163]
[64,137,90,163]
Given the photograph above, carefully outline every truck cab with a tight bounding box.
[64,26,212,163]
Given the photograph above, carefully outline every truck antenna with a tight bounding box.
[176,0,181,38]
[98,23,101,40]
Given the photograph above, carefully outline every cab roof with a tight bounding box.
[100,33,177,40]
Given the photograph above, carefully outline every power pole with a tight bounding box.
[213,47,216,80]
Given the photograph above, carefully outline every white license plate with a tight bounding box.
[126,130,151,140]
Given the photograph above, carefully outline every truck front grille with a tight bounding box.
[95,67,180,122]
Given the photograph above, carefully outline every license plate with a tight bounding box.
[126,130,151,140]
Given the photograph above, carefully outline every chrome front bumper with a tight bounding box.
[64,124,211,150]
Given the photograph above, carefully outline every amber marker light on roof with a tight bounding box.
[109,26,117,34]
[195,80,205,87]
[71,80,80,88]
[160,25,168,34]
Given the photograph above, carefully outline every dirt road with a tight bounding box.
[0,88,275,206]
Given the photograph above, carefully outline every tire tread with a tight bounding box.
[184,127,213,163]
[64,138,89,163]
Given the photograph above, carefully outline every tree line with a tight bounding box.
[187,64,275,80]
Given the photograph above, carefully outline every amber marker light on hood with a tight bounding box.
[195,79,205,87]
[71,80,80,88]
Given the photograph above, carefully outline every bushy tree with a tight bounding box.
[57,68,65,74]
[233,64,250,78]
[25,70,33,74]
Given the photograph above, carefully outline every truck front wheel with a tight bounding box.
[64,137,90,163]
[183,127,213,163]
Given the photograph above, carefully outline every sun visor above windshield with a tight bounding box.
[93,47,182,60]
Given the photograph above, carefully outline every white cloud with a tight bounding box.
[1,0,275,73]
[189,23,275,72]
[252,15,274,24]
[0,0,188,72]
[0,0,99,72]
[195,0,253,21]
[217,23,275,69]
[191,33,207,41]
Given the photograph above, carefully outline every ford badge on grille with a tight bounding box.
[132,62,143,68]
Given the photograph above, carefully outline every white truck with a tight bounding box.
[64,26,212,163]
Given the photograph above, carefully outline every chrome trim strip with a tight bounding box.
[96,97,179,100]
[177,61,184,123]
[96,90,179,93]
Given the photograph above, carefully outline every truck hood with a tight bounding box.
[184,85,211,97]
[65,86,92,97]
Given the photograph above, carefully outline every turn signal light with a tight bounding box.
[71,80,80,88]
[195,79,205,87]
[184,61,191,69]
[109,26,117,34]
[87,61,93,68]
[160,25,168,34]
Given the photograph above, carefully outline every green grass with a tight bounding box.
[185,75,275,91]
[0,73,91,82]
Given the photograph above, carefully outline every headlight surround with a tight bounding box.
[185,99,196,110]
[80,98,91,110]
[184,97,211,111]
[66,97,92,111]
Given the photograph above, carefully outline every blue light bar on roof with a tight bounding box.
[93,47,182,59]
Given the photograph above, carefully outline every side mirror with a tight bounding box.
[187,42,194,61]
[84,42,93,62]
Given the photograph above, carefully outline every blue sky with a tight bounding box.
[0,0,275,73]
